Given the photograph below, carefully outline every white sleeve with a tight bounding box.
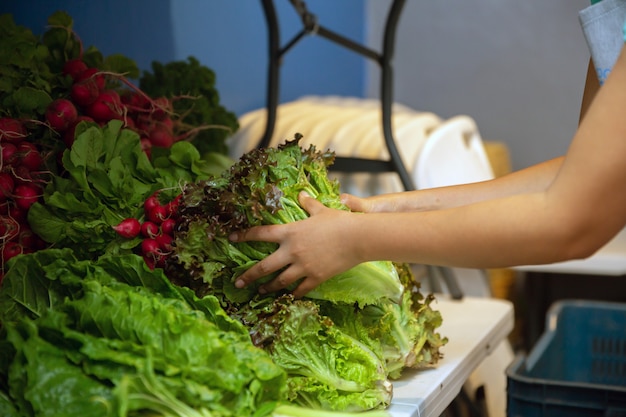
[579,0,626,84]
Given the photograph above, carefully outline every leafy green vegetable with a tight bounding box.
[0,13,57,119]
[139,56,239,155]
[234,295,392,412]
[162,137,446,412]
[0,249,287,417]
[0,389,19,417]
[27,120,232,259]
[271,404,391,417]
[319,263,447,379]
[166,136,404,307]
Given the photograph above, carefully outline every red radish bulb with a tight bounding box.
[143,254,157,270]
[7,204,26,223]
[122,116,136,130]
[160,218,176,236]
[1,143,18,166]
[0,216,19,241]
[17,227,38,249]
[12,164,34,185]
[2,241,23,262]
[141,238,161,258]
[86,90,124,122]
[46,99,78,132]
[0,118,27,143]
[63,116,95,148]
[143,192,161,214]
[16,142,43,171]
[6,204,26,223]
[0,173,15,202]
[147,205,168,224]
[155,233,173,251]
[140,138,152,158]
[164,194,181,217]
[71,78,100,107]
[62,59,89,80]
[76,67,105,90]
[149,127,175,148]
[140,221,159,238]
[135,114,157,135]
[112,218,141,239]
[13,183,40,210]
[151,97,172,121]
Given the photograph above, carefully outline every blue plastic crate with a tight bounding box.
[507,299,626,417]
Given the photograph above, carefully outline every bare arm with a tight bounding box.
[343,156,563,213]
[349,50,626,268]
[232,52,624,298]
[346,58,600,215]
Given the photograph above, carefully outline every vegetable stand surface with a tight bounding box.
[388,296,514,417]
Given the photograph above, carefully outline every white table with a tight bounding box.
[388,295,515,417]
[515,227,626,276]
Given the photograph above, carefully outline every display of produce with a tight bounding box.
[165,137,446,411]
[0,10,447,417]
[0,10,238,277]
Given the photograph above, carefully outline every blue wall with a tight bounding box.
[2,0,366,117]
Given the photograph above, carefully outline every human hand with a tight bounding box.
[341,192,404,213]
[230,192,360,298]
[340,193,373,213]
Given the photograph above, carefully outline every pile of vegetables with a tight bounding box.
[0,250,287,417]
[164,137,447,411]
[0,11,237,277]
[0,116,47,263]
[25,119,223,261]
[0,10,448,417]
[0,130,446,416]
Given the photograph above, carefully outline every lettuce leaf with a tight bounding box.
[319,263,447,379]
[234,295,392,412]
[0,249,287,417]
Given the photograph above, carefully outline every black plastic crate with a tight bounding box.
[507,299,626,417]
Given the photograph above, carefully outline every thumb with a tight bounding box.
[298,191,325,215]
[341,193,366,213]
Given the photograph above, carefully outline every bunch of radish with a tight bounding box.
[122,93,177,158]
[112,190,180,270]
[54,58,177,158]
[0,117,47,280]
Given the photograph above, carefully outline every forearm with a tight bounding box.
[366,58,596,215]
[351,191,588,269]
[362,156,564,212]
[353,50,626,269]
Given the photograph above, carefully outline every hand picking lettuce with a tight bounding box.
[164,136,447,410]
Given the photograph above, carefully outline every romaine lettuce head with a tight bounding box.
[233,295,392,412]
[318,263,447,379]
[0,249,287,417]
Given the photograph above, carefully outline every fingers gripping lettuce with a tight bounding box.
[166,136,403,306]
